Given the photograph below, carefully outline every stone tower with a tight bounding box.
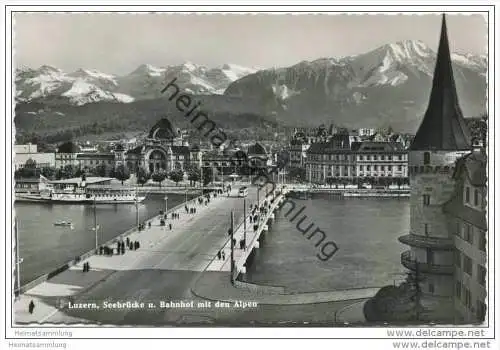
[398,14,472,322]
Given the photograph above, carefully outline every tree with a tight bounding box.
[405,263,426,321]
[136,167,150,187]
[95,163,112,177]
[276,150,290,170]
[187,166,201,186]
[151,170,167,187]
[325,177,335,188]
[59,164,76,179]
[24,158,37,169]
[114,164,130,185]
[288,167,306,182]
[169,169,184,186]
[202,167,213,186]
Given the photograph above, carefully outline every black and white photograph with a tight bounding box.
[2,2,497,348]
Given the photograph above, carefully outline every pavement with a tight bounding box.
[335,300,368,324]
[192,271,378,305]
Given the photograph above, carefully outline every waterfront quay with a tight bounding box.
[14,182,375,325]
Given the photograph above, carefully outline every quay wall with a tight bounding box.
[234,280,285,295]
[15,191,213,296]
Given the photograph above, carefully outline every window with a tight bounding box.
[477,265,486,286]
[367,165,371,171]
[424,152,430,165]
[428,283,435,293]
[464,224,473,244]
[474,189,480,206]
[464,288,472,309]
[463,255,473,276]
[388,165,393,171]
[476,300,486,321]
[424,223,430,236]
[381,155,385,160]
[465,186,471,203]
[374,155,378,161]
[456,222,461,237]
[398,165,402,171]
[479,232,486,252]
[423,195,431,206]
[455,281,462,298]
[427,248,434,265]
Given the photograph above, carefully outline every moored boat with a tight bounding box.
[54,221,73,226]
[20,177,146,204]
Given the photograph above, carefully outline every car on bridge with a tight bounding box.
[238,186,248,197]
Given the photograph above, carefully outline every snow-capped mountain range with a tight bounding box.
[15,62,258,106]
[15,39,487,135]
[223,39,486,129]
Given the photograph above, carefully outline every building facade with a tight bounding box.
[305,137,408,184]
[398,15,475,322]
[444,152,487,323]
[114,118,202,174]
[14,144,55,170]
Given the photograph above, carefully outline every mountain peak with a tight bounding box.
[386,39,433,61]
[36,65,62,74]
[129,64,166,77]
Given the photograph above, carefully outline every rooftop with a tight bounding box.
[49,177,113,185]
[410,14,472,151]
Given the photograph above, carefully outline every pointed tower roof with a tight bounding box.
[410,14,472,151]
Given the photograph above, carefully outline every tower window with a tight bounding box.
[424,152,431,165]
[456,281,462,298]
[474,189,480,206]
[423,194,431,206]
[465,186,471,203]
[424,224,430,236]
[477,265,486,286]
[463,255,473,276]
[428,283,435,293]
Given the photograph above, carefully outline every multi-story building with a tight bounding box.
[444,152,487,323]
[289,140,310,168]
[398,15,474,322]
[305,137,407,184]
[353,142,408,179]
[305,134,354,182]
[55,142,81,168]
[115,118,202,173]
[76,153,115,169]
[358,128,376,137]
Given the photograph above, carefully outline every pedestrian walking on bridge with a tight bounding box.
[28,300,35,314]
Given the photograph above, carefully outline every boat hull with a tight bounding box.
[16,194,146,204]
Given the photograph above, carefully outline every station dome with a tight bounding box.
[148,118,178,140]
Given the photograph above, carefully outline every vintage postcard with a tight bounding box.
[2,2,497,348]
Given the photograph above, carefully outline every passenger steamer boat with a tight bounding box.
[16,176,145,204]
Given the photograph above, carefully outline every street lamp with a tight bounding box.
[15,218,23,300]
[135,195,139,228]
[243,197,247,250]
[93,196,100,252]
[164,195,168,215]
[230,210,235,285]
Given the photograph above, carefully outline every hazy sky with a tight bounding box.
[14,13,487,75]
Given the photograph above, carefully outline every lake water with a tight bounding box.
[242,195,410,292]
[14,193,189,285]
